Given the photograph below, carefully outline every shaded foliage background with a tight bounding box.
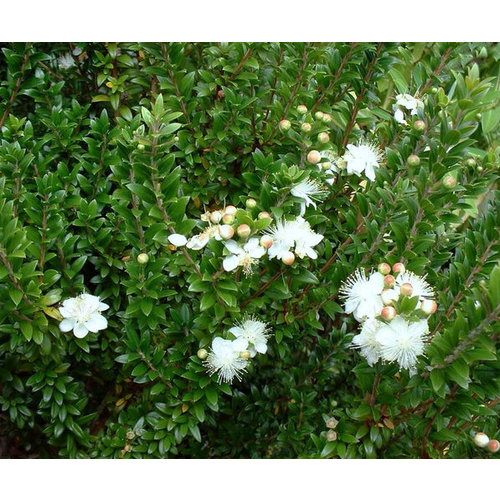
[0,42,499,458]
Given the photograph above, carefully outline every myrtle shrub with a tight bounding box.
[0,42,499,459]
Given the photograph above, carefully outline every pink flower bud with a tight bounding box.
[279,119,291,131]
[378,262,391,275]
[407,154,420,167]
[392,262,405,274]
[474,432,490,448]
[282,251,295,265]
[381,306,396,321]
[487,439,499,453]
[421,299,437,315]
[297,104,308,114]
[246,198,257,208]
[314,111,324,120]
[237,224,251,238]
[318,132,330,144]
[218,225,234,240]
[400,283,414,296]
[258,211,271,219]
[414,120,426,132]
[222,213,235,224]
[322,113,332,123]
[307,150,321,164]
[443,175,457,188]
[224,205,237,216]
[260,235,274,249]
[384,275,395,288]
[301,122,312,133]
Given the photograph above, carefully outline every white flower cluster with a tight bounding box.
[59,293,109,338]
[340,262,437,371]
[309,140,383,183]
[393,93,424,125]
[203,317,270,384]
[169,204,324,273]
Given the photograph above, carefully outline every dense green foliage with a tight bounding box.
[0,42,499,458]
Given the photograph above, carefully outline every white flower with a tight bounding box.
[375,317,429,370]
[58,53,75,70]
[59,293,109,338]
[266,217,323,260]
[351,318,383,366]
[340,269,384,322]
[229,317,270,357]
[395,271,434,302]
[168,233,187,247]
[204,337,249,384]
[291,179,324,215]
[223,238,266,274]
[343,142,382,182]
[393,94,424,125]
[186,225,222,250]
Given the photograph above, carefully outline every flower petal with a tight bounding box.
[73,323,89,339]
[84,313,107,333]
[59,318,75,332]
[168,233,187,247]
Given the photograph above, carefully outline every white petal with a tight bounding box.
[84,313,107,333]
[223,255,240,272]
[254,342,268,354]
[73,323,89,339]
[168,233,187,247]
[59,318,75,332]
[228,326,244,337]
[98,301,110,312]
[224,239,243,255]
[232,337,249,351]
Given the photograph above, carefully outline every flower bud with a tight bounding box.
[378,262,391,275]
[321,161,332,170]
[210,211,222,224]
[322,113,332,123]
[326,417,338,429]
[224,205,237,216]
[222,213,235,224]
[246,198,257,209]
[414,120,426,132]
[279,119,291,132]
[421,299,437,315]
[407,154,420,167]
[137,253,149,265]
[137,143,145,151]
[297,104,308,114]
[307,150,321,164]
[337,158,347,170]
[282,251,295,265]
[258,211,271,219]
[237,224,251,238]
[326,430,338,442]
[197,348,208,360]
[392,262,405,274]
[487,439,499,453]
[400,283,414,296]
[384,275,395,288]
[381,289,395,305]
[381,306,396,321]
[473,432,489,448]
[218,224,234,240]
[301,122,312,133]
[314,111,324,120]
[260,235,274,249]
[318,132,330,144]
[442,174,457,189]
[466,158,476,167]
[239,350,251,360]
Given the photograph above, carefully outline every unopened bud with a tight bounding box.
[222,213,235,224]
[246,198,257,209]
[137,253,149,264]
[197,348,208,360]
[322,113,332,123]
[260,235,274,249]
[237,224,251,238]
[378,262,391,275]
[326,417,338,429]
[258,211,271,220]
[314,111,324,120]
[384,275,395,288]
[407,154,420,167]
[126,431,135,440]
[421,299,437,315]
[474,432,489,448]
[326,430,338,442]
[137,143,145,151]
[414,120,426,132]
[301,122,312,133]
[297,104,308,114]
[174,136,179,142]
[279,119,291,132]
[318,132,330,144]
[466,158,476,167]
[337,158,347,170]
[224,205,237,216]
[321,161,332,170]
[392,262,405,274]
[381,306,397,321]
[218,224,234,240]
[121,255,131,262]
[487,439,500,453]
[307,150,321,164]
[239,350,251,360]
[210,211,222,224]
[400,283,414,296]
[282,251,295,265]
[443,174,457,189]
